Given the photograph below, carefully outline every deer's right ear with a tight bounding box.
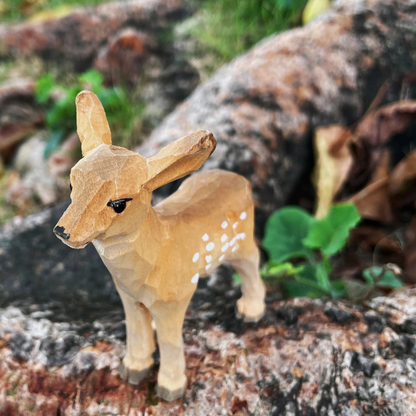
[143,130,216,192]
[76,91,112,156]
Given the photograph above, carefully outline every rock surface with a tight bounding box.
[0,78,43,161]
[0,202,117,311]
[1,274,416,415]
[138,0,416,228]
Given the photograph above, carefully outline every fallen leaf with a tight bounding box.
[404,216,416,284]
[312,125,352,218]
[346,101,416,194]
[302,0,331,24]
[349,226,402,253]
[349,150,393,223]
[29,5,74,23]
[352,101,416,147]
[389,148,416,195]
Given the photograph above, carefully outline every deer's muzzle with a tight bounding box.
[53,226,70,240]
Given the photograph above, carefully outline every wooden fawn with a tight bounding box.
[53,91,266,401]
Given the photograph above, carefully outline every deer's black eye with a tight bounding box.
[107,198,132,214]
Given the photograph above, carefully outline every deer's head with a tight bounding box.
[53,91,216,248]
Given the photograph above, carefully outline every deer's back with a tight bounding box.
[154,169,252,220]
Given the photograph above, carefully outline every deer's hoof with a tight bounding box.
[156,373,186,401]
[118,360,153,385]
[156,384,185,401]
[236,297,265,323]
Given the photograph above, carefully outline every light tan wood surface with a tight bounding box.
[54,91,266,401]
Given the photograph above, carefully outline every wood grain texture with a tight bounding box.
[54,92,266,401]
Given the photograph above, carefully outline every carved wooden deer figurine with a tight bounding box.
[53,91,266,401]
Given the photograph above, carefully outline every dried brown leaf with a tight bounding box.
[312,125,352,218]
[389,149,416,195]
[353,100,416,147]
[349,150,393,223]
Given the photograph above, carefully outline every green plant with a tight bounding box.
[35,69,145,156]
[258,203,403,299]
[191,0,307,61]
[261,203,360,298]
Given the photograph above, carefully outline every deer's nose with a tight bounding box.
[53,226,70,240]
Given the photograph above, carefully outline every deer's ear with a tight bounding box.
[76,91,112,156]
[143,130,216,191]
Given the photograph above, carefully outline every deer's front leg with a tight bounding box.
[118,289,155,385]
[150,295,192,401]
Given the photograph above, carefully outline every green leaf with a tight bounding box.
[377,270,403,289]
[362,266,381,285]
[303,203,360,256]
[330,279,346,298]
[35,73,54,104]
[78,69,104,93]
[316,260,332,293]
[295,263,331,294]
[283,281,323,298]
[263,207,315,262]
[363,266,403,289]
[268,262,304,277]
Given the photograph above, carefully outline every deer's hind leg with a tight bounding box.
[118,289,155,385]
[228,245,266,322]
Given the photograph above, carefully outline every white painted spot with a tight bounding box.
[219,254,225,262]
[232,245,238,253]
[191,273,199,284]
[221,234,228,243]
[205,264,211,271]
[221,242,229,253]
[230,237,236,246]
[206,242,215,251]
[221,221,228,229]
[233,222,238,229]
[202,233,209,241]
[205,255,212,263]
[192,252,199,263]
[240,212,247,220]
[237,233,246,240]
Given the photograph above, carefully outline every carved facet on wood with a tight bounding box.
[53,91,266,401]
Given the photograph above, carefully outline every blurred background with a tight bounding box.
[0,0,311,223]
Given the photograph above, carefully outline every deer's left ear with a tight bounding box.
[76,91,112,156]
[143,130,216,191]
